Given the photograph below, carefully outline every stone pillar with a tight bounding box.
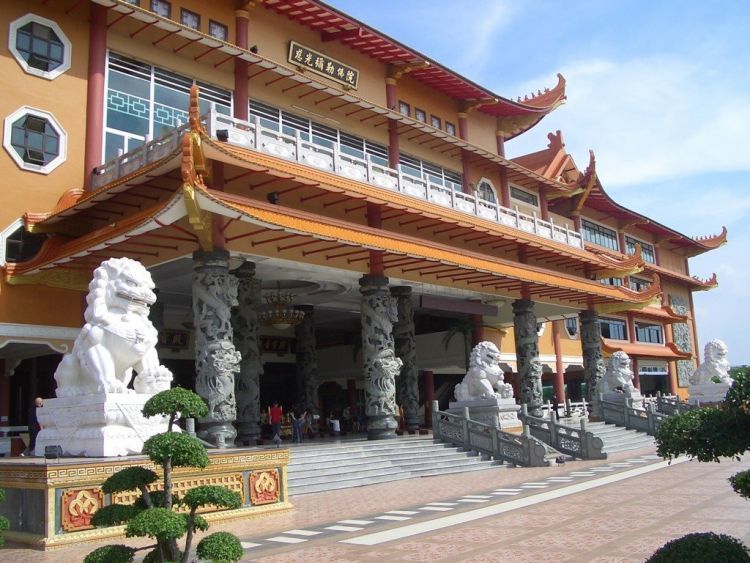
[551,320,566,402]
[84,3,107,188]
[513,299,543,417]
[295,305,318,417]
[231,262,262,445]
[391,286,419,432]
[360,275,402,440]
[579,309,605,417]
[422,370,434,428]
[193,250,240,447]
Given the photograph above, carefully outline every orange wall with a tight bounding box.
[0,278,83,328]
[0,4,89,229]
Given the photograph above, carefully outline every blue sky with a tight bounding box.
[329,0,750,364]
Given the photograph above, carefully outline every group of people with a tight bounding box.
[265,402,368,445]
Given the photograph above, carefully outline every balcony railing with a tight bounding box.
[91,110,584,249]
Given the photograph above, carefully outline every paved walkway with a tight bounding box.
[2,446,748,562]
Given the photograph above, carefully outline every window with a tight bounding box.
[123,0,140,5]
[2,224,46,264]
[629,277,651,292]
[180,8,200,30]
[104,52,231,162]
[599,277,623,287]
[430,115,441,129]
[208,20,228,41]
[9,14,72,80]
[150,0,171,17]
[414,108,426,123]
[625,235,656,263]
[476,179,497,204]
[582,219,619,251]
[564,317,578,338]
[445,121,456,136]
[510,185,539,207]
[4,106,67,174]
[635,322,664,344]
[599,317,627,340]
[398,101,410,117]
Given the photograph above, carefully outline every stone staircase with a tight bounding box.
[585,421,655,454]
[286,435,502,496]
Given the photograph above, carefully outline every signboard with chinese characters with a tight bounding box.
[158,330,190,351]
[288,41,359,89]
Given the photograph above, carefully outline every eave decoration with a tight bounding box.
[601,339,693,361]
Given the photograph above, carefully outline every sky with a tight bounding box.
[328,0,749,364]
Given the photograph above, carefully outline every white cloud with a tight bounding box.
[458,3,515,72]
[506,54,750,187]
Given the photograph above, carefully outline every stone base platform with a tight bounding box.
[0,447,292,549]
[602,391,644,410]
[688,382,731,406]
[447,397,522,432]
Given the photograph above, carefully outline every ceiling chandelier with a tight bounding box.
[259,283,305,331]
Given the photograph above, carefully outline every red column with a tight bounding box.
[496,132,511,207]
[234,10,249,121]
[422,370,434,428]
[539,185,549,221]
[471,313,484,346]
[83,3,108,189]
[458,112,472,194]
[571,211,582,232]
[551,320,566,402]
[385,78,400,168]
[631,357,640,390]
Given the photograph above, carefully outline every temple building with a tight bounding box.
[0,0,726,441]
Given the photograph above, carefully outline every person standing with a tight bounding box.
[291,407,306,444]
[552,395,560,421]
[26,397,43,456]
[268,401,283,447]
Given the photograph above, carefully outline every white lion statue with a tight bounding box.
[54,257,173,397]
[690,339,731,385]
[601,351,637,397]
[454,341,514,402]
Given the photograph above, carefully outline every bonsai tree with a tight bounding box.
[85,388,243,563]
[0,488,9,547]
[651,367,750,560]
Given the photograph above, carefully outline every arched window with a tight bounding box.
[476,179,497,204]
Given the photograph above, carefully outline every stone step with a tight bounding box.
[287,441,454,463]
[286,438,440,457]
[288,445,470,468]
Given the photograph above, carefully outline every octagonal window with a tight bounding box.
[9,14,72,80]
[4,107,67,174]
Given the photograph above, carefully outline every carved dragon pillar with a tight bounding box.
[360,275,402,440]
[513,299,542,417]
[193,249,240,447]
[295,305,319,417]
[231,261,262,445]
[391,286,419,432]
[580,309,605,418]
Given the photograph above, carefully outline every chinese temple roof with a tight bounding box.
[601,339,693,361]
[262,0,566,137]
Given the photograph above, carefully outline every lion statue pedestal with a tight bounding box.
[688,339,732,406]
[35,258,173,457]
[448,342,521,432]
[601,351,643,409]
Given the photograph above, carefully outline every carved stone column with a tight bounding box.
[231,262,262,445]
[193,250,240,447]
[391,286,419,431]
[513,299,542,417]
[295,305,318,417]
[360,275,402,440]
[580,309,605,417]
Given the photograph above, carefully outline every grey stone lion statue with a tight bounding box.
[690,339,731,385]
[454,341,513,401]
[601,351,637,397]
[54,257,173,397]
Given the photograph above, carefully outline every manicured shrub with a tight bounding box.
[647,532,750,562]
[83,544,136,563]
[196,531,243,563]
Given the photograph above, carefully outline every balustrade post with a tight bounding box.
[367,158,374,183]
[565,224,571,244]
[549,411,557,447]
[142,136,151,166]
[491,426,500,462]
[450,187,456,209]
[432,400,439,434]
[532,211,539,234]
[253,115,261,149]
[580,418,588,458]
[332,143,339,172]
[462,406,470,448]
[514,206,520,227]
[294,130,302,162]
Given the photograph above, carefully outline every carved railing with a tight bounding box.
[520,404,606,460]
[91,122,191,189]
[654,392,698,415]
[431,402,548,467]
[200,111,584,248]
[600,395,668,436]
[540,399,588,420]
